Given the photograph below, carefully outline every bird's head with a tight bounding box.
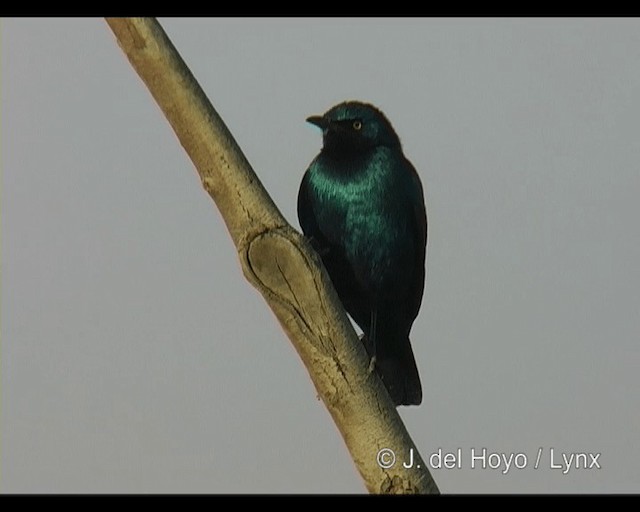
[307,101,401,156]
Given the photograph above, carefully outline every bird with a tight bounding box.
[297,101,427,406]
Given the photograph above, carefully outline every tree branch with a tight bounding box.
[105,17,439,494]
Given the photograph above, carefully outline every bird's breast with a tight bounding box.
[307,153,415,294]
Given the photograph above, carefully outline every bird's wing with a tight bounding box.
[407,159,427,252]
[404,158,428,316]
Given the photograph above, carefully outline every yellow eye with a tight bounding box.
[352,120,362,130]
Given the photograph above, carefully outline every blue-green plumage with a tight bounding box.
[297,101,427,406]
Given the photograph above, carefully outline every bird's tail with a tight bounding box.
[363,334,423,406]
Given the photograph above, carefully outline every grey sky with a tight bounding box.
[3,18,639,493]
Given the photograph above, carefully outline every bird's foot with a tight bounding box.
[307,236,330,256]
[368,355,377,374]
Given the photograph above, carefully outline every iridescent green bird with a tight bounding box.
[297,101,427,406]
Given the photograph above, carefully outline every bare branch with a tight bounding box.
[105,17,439,494]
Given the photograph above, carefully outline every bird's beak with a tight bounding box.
[306,115,329,130]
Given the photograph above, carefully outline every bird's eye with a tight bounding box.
[352,120,363,131]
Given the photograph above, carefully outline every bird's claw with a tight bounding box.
[307,236,330,256]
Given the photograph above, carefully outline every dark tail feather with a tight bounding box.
[362,334,422,406]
